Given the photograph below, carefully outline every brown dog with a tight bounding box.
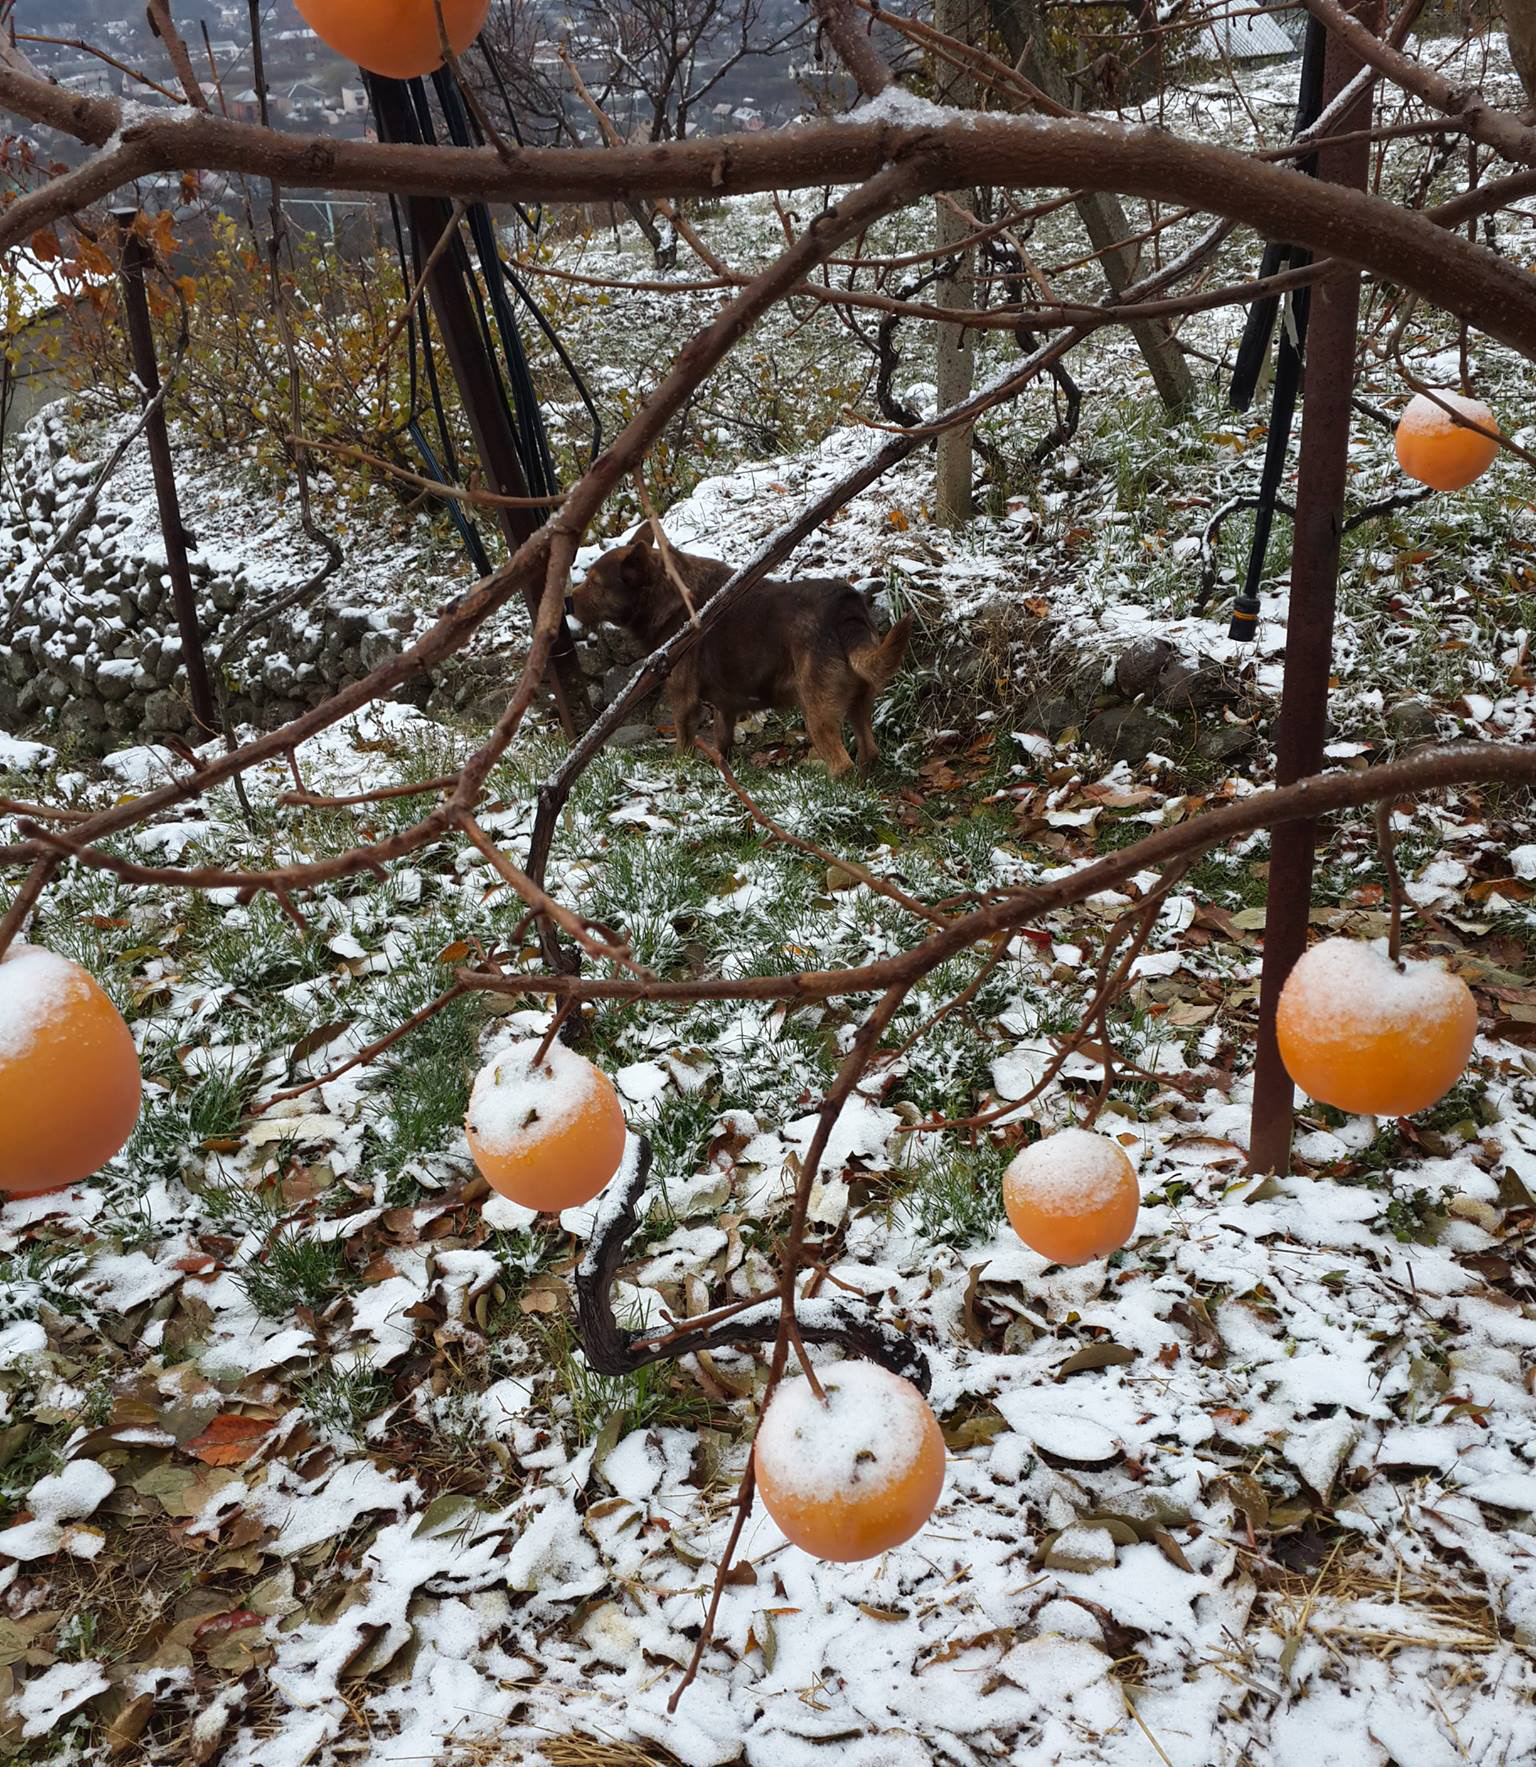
[570,530,912,776]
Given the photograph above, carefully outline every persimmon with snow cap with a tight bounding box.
[466,1038,626,1212]
[1002,1126,1139,1265]
[754,1359,945,1561]
[1394,391,1500,491]
[293,0,491,81]
[1276,938,1477,1118]
[0,944,141,1196]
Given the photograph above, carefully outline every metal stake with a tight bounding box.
[1247,3,1382,1174]
[114,212,216,738]
[369,77,581,739]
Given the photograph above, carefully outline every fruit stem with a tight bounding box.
[786,1314,827,1402]
[1373,798,1407,968]
[533,998,577,1067]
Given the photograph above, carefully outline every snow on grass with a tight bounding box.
[0,38,1534,1764]
[0,1458,114,1560]
[10,1658,111,1740]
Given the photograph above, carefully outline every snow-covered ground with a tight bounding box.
[0,33,1534,1767]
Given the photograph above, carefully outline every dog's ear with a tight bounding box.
[619,544,653,589]
[636,523,658,549]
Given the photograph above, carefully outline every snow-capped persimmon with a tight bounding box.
[1002,1127,1140,1265]
[293,0,491,80]
[465,1039,626,1212]
[1394,391,1500,491]
[1276,938,1477,1118]
[0,944,141,1196]
[754,1360,945,1561]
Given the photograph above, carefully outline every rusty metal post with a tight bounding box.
[368,78,581,738]
[114,213,217,738]
[1247,5,1381,1174]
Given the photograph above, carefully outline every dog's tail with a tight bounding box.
[850,615,913,691]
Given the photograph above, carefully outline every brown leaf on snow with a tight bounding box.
[180,1416,273,1467]
[289,1020,353,1066]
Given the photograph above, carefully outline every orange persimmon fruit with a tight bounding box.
[0,944,141,1197]
[1394,391,1500,491]
[1002,1126,1140,1265]
[754,1359,945,1561]
[465,1038,626,1212]
[294,0,492,81]
[1276,938,1477,1118]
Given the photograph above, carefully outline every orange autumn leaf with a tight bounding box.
[181,1414,273,1466]
[29,228,60,262]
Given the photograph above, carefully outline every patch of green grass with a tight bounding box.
[1420,1078,1495,1134]
[0,1244,91,1323]
[896,1144,1007,1249]
[645,1086,724,1194]
[54,1610,101,1661]
[359,978,484,1197]
[236,1228,350,1318]
[299,1359,392,1440]
[200,895,331,992]
[485,1227,562,1285]
[125,1046,254,1187]
[533,1315,711,1445]
[1186,848,1269,910]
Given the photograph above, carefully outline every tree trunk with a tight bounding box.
[934,0,980,528]
[1505,0,1536,108]
[988,0,1195,412]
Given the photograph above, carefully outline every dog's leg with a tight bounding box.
[805,707,855,778]
[712,705,738,763]
[851,686,880,773]
[672,686,704,759]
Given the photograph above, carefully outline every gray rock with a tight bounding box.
[1017,692,1081,739]
[94,661,136,703]
[263,655,299,695]
[358,630,395,671]
[1386,697,1439,743]
[1084,706,1171,765]
[1114,636,1175,702]
[334,606,373,641]
[58,697,108,740]
[602,661,643,703]
[1157,660,1228,712]
[609,723,655,750]
[1197,723,1258,764]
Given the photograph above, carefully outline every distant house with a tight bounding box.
[338,86,369,116]
[230,87,263,125]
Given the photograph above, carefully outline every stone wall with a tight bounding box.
[1,411,431,753]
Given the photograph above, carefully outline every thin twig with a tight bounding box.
[1375,797,1407,966]
[256,982,471,1111]
[705,745,950,928]
[0,859,55,961]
